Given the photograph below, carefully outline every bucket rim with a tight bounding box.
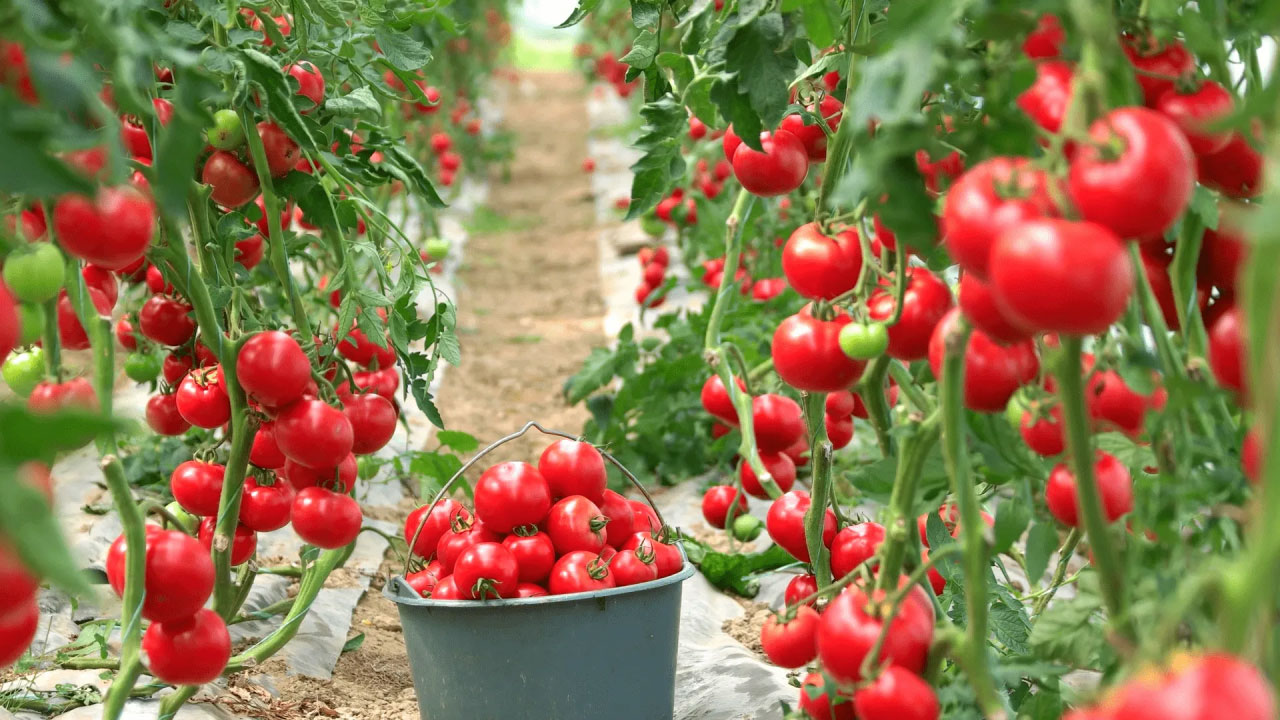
[385,560,696,607]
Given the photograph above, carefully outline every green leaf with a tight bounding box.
[630,0,662,29]
[325,87,382,118]
[993,498,1029,555]
[240,49,318,152]
[153,71,213,221]
[374,29,432,71]
[1028,588,1109,668]
[0,461,95,597]
[925,510,961,582]
[341,632,365,653]
[1023,521,1058,585]
[621,29,659,70]
[723,13,795,131]
[684,538,793,597]
[624,95,688,219]
[555,0,602,28]
[435,430,478,454]
[408,450,464,494]
[795,0,838,48]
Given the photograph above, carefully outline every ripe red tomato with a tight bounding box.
[752,394,806,453]
[0,282,14,365]
[28,377,98,416]
[785,573,818,608]
[52,186,155,270]
[1155,80,1234,155]
[629,500,662,536]
[115,317,139,351]
[766,490,835,562]
[1197,130,1262,199]
[283,454,356,492]
[202,151,260,208]
[721,125,742,161]
[453,542,519,599]
[1087,370,1165,438]
[943,157,1056,280]
[1109,653,1276,720]
[1022,14,1064,59]
[239,477,294,532]
[513,583,547,598]
[405,561,443,597]
[106,528,215,623]
[81,264,119,306]
[778,96,843,161]
[917,504,993,548]
[731,130,809,197]
[249,422,287,469]
[866,269,953,362]
[958,273,1032,344]
[621,532,682,577]
[817,583,934,685]
[141,608,231,685]
[237,330,311,408]
[0,543,38,612]
[198,516,257,565]
[599,489,636,546]
[256,122,301,177]
[798,672,855,720]
[162,352,195,384]
[1122,37,1195,106]
[0,598,38,669]
[927,308,1039,413]
[773,309,865,392]
[502,531,556,584]
[175,366,231,429]
[1017,60,1073,134]
[274,398,354,469]
[701,485,748,528]
[1045,451,1133,527]
[404,499,471,558]
[437,522,501,573]
[761,605,820,668]
[700,375,745,425]
[285,62,325,110]
[138,295,195,347]
[170,460,225,516]
[830,522,885,579]
[538,439,607,504]
[1198,217,1247,294]
[989,218,1133,335]
[546,495,608,555]
[1208,305,1245,397]
[57,287,113,350]
[548,550,615,595]
[430,575,462,600]
[1020,406,1065,457]
[473,461,552,534]
[853,666,940,720]
[825,391,855,418]
[740,451,796,499]
[343,393,397,455]
[609,547,658,586]
[144,393,190,436]
[291,487,362,548]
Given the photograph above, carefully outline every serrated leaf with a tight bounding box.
[375,30,432,71]
[631,0,662,28]
[240,49,318,152]
[621,29,659,69]
[435,430,478,453]
[555,0,602,28]
[993,498,1030,555]
[325,87,381,118]
[1023,521,1058,585]
[723,13,795,131]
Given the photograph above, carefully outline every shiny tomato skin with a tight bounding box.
[766,490,835,563]
[198,516,257,565]
[1045,451,1133,527]
[545,495,608,555]
[731,130,809,197]
[141,608,231,685]
[721,125,742,162]
[239,477,294,532]
[700,375,745,426]
[291,487,362,548]
[829,522,885,579]
[0,598,38,669]
[201,151,260,208]
[28,377,98,416]
[752,394,806,453]
[430,575,462,600]
[630,500,661,536]
[958,272,1033,344]
[537,439,607,504]
[1208,305,1245,397]
[453,542,519,599]
[473,461,552,534]
[106,528,215,623]
[1155,80,1234,155]
[0,543,38,611]
[1068,107,1195,240]
[817,584,934,685]
[404,499,471,558]
[609,547,658,586]
[620,532,682,577]
[57,287,113,350]
[778,96,843,161]
[826,391,855,418]
[1122,38,1195,106]
[943,157,1056,280]
[1017,60,1073,134]
[989,218,1133,335]
[739,451,796,499]
[502,531,556,584]
[274,398,354,469]
[343,393,397,455]
[760,605,820,668]
[284,62,325,110]
[145,393,190,436]
[781,223,861,300]
[597,489,636,547]
[81,264,119,306]
[798,672,856,720]
[175,366,231,429]
[1087,370,1164,438]
[700,485,748,529]
[237,330,310,409]
[784,574,818,608]
[548,550,615,595]
[773,310,865,393]
[52,186,155,270]
[169,460,225,516]
[927,308,1039,413]
[866,269,953,362]
[1197,131,1262,199]
[853,666,940,720]
[138,295,196,347]
[256,122,301,177]
[282,454,356,493]
[1020,407,1065,457]
[249,422,287,469]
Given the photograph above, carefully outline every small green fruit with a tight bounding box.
[424,237,450,261]
[18,303,44,346]
[2,347,45,397]
[207,109,245,150]
[3,243,65,304]
[731,514,764,542]
[124,353,162,383]
[838,322,889,360]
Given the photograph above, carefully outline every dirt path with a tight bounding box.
[239,71,604,720]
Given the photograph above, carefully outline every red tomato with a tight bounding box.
[1155,80,1234,155]
[201,151,260,208]
[342,393,397,455]
[545,495,608,555]
[1122,37,1195,106]
[740,452,796,499]
[453,542,519,599]
[430,575,462,600]
[284,62,325,110]
[106,528,214,623]
[28,377,98,415]
[405,562,443,597]
[1068,107,1194,240]
[274,398,354,469]
[629,500,662,536]
[170,460,225,516]
[0,283,13,365]
[1022,14,1064,59]
[866,269,953,362]
[52,186,155,270]
[928,308,1039,413]
[239,477,294,532]
[437,522,501,574]
[198,516,257,565]
[175,366,231,429]
[1017,60,1073,134]
[700,375,746,426]
[825,391,855,418]
[826,414,854,449]
[57,287,113,350]
[1109,653,1276,720]
[1208,305,1245,397]
[943,157,1056,280]
[283,454,356,493]
[1020,406,1065,457]
[830,522,885,579]
[1197,131,1262,199]
[538,440,607,504]
[958,272,1032,344]
[114,317,139,351]
[918,504,992,547]
[0,598,38,669]
[514,583,548,598]
[548,550,615,595]
[761,605,820,668]
[248,422,286,469]
[785,573,818,608]
[766,490,835,562]
[138,295,195,347]
[853,666,940,720]
[256,122,301,177]
[404,499,471,558]
[752,394,806,453]
[818,583,934,685]
[621,532,682,577]
[1087,370,1165,438]
[773,310,865,392]
[291,487,362,548]
[82,264,119,306]
[0,543,38,612]
[721,125,742,161]
[731,130,809,197]
[473,462,552,534]
[700,485,748,529]
[237,330,310,408]
[609,547,658,586]
[1243,429,1262,485]
[145,393,190,436]
[778,96,843,161]
[799,672,856,720]
[502,531,556,584]
[1198,218,1247,294]
[598,489,636,546]
[1045,451,1133,527]
[141,608,231,685]
[989,218,1133,335]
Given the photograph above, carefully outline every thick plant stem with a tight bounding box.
[875,414,940,593]
[703,189,753,350]
[938,319,1003,720]
[803,392,834,586]
[857,356,893,457]
[1056,336,1133,643]
[100,456,146,720]
[211,378,255,618]
[41,297,60,379]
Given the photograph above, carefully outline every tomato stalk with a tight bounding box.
[99,456,147,720]
[1056,335,1134,643]
[856,355,893,456]
[802,391,834,586]
[40,297,60,380]
[814,0,866,221]
[874,412,940,594]
[859,541,962,680]
[1030,528,1081,619]
[887,360,931,413]
[938,317,1004,719]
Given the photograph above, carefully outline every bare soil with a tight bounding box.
[219,70,604,720]
[722,602,773,658]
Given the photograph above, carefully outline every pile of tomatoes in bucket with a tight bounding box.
[401,439,682,600]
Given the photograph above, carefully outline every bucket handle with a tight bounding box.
[403,421,670,577]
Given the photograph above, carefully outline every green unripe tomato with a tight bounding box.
[424,237,450,261]
[123,352,162,383]
[207,109,245,150]
[838,322,889,360]
[357,455,379,481]
[640,214,666,237]
[731,514,764,542]
[1005,389,1030,429]
[18,303,44,346]
[2,347,45,397]
[3,243,65,304]
[164,501,199,534]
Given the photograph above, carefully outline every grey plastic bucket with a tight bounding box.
[385,560,695,720]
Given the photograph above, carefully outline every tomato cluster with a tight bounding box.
[401,439,682,600]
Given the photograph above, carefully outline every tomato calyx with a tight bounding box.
[585,555,610,581]
[470,577,504,601]
[510,523,540,537]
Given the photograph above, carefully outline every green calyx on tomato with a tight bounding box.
[732,513,764,541]
[207,109,245,150]
[838,322,889,360]
[124,352,162,383]
[2,347,45,397]
[3,243,65,304]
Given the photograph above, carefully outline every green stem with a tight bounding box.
[875,414,940,593]
[64,261,116,451]
[802,392,833,586]
[212,346,255,618]
[703,189,753,350]
[887,360,931,413]
[860,542,963,679]
[100,457,146,720]
[856,355,893,457]
[41,297,60,380]
[1032,529,1081,619]
[814,0,865,220]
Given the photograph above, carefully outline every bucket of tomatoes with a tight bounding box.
[387,421,693,720]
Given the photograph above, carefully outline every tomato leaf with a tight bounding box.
[682,537,793,597]
[435,430,478,454]
[374,30,432,72]
[630,0,662,29]
[722,13,796,131]
[621,29,659,70]
[240,49,319,153]
[1022,521,1057,585]
[325,87,382,118]
[555,0,603,28]
[625,95,687,220]
[993,498,1030,555]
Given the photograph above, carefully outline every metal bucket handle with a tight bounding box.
[403,421,669,577]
